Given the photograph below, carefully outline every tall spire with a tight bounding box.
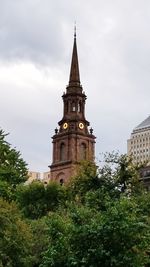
[69,26,80,86]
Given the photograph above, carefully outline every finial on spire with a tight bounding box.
[74,21,76,39]
[68,23,80,86]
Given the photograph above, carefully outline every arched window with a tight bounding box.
[60,178,64,186]
[56,172,65,184]
[78,102,82,112]
[72,101,76,112]
[66,101,69,113]
[80,143,86,160]
[60,143,66,161]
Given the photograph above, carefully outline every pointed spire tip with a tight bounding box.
[69,23,80,86]
[74,21,76,39]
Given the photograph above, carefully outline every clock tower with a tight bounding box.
[50,31,96,183]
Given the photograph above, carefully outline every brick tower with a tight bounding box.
[50,31,96,183]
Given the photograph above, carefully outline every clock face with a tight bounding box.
[79,122,84,129]
[63,122,68,129]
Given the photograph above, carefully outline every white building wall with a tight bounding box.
[128,128,150,164]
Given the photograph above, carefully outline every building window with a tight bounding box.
[66,101,69,113]
[60,178,64,186]
[60,143,66,161]
[72,101,76,112]
[80,143,86,160]
[78,101,82,112]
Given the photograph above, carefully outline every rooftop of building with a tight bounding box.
[133,115,150,132]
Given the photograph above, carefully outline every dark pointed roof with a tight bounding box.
[69,32,80,87]
[134,115,150,131]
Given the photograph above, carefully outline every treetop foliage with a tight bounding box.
[0,129,150,267]
[0,198,33,267]
[0,129,28,201]
[0,129,28,186]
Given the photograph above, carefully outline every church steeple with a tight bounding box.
[50,31,96,184]
[69,28,80,87]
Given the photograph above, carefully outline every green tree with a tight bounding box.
[41,196,150,267]
[30,218,50,267]
[102,152,142,195]
[68,154,143,204]
[0,180,13,201]
[68,161,98,202]
[45,181,66,211]
[0,198,33,267]
[40,156,150,267]
[16,181,46,219]
[17,181,67,219]
[0,129,28,200]
[40,213,71,267]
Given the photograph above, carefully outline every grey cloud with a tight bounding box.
[0,0,70,65]
[0,0,150,170]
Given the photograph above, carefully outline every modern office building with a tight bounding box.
[127,115,150,164]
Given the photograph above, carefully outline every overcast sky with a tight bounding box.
[0,0,150,172]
